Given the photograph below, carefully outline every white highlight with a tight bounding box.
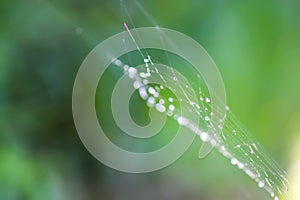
[139,87,148,100]
[258,181,265,188]
[200,132,210,142]
[148,87,156,95]
[231,158,239,165]
[177,116,188,125]
[155,104,166,113]
[133,81,142,89]
[169,104,175,111]
[128,67,137,78]
[147,97,156,107]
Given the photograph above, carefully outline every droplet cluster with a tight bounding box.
[109,55,290,200]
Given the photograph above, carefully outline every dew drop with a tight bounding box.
[237,162,245,169]
[123,65,129,72]
[166,110,173,116]
[114,59,122,66]
[231,158,238,165]
[128,67,137,78]
[177,116,188,125]
[200,132,210,142]
[147,97,156,107]
[169,104,175,111]
[139,87,148,100]
[159,99,165,104]
[258,181,265,188]
[143,79,149,85]
[210,139,217,146]
[155,104,166,113]
[148,87,156,95]
[133,81,142,89]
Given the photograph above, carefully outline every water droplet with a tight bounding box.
[237,162,244,169]
[231,158,238,165]
[177,116,188,125]
[123,65,129,71]
[139,87,148,100]
[155,104,166,113]
[147,97,156,107]
[258,181,265,188]
[140,72,150,78]
[200,132,210,142]
[133,81,142,89]
[169,104,175,111]
[143,79,149,85]
[148,87,156,95]
[210,139,217,146]
[114,59,122,66]
[159,99,165,104]
[166,110,173,116]
[128,67,137,78]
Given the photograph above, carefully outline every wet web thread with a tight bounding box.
[108,1,291,199]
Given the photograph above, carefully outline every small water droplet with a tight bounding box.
[159,99,165,104]
[148,87,156,95]
[168,97,174,102]
[231,158,238,165]
[258,181,265,188]
[177,116,188,125]
[147,97,156,107]
[155,104,166,113]
[200,132,210,142]
[169,104,175,111]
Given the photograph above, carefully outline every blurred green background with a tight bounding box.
[1,0,300,199]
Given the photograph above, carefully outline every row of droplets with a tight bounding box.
[111,55,287,200]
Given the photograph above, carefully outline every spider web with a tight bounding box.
[107,0,291,199]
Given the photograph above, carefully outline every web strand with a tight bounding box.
[114,1,291,199]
